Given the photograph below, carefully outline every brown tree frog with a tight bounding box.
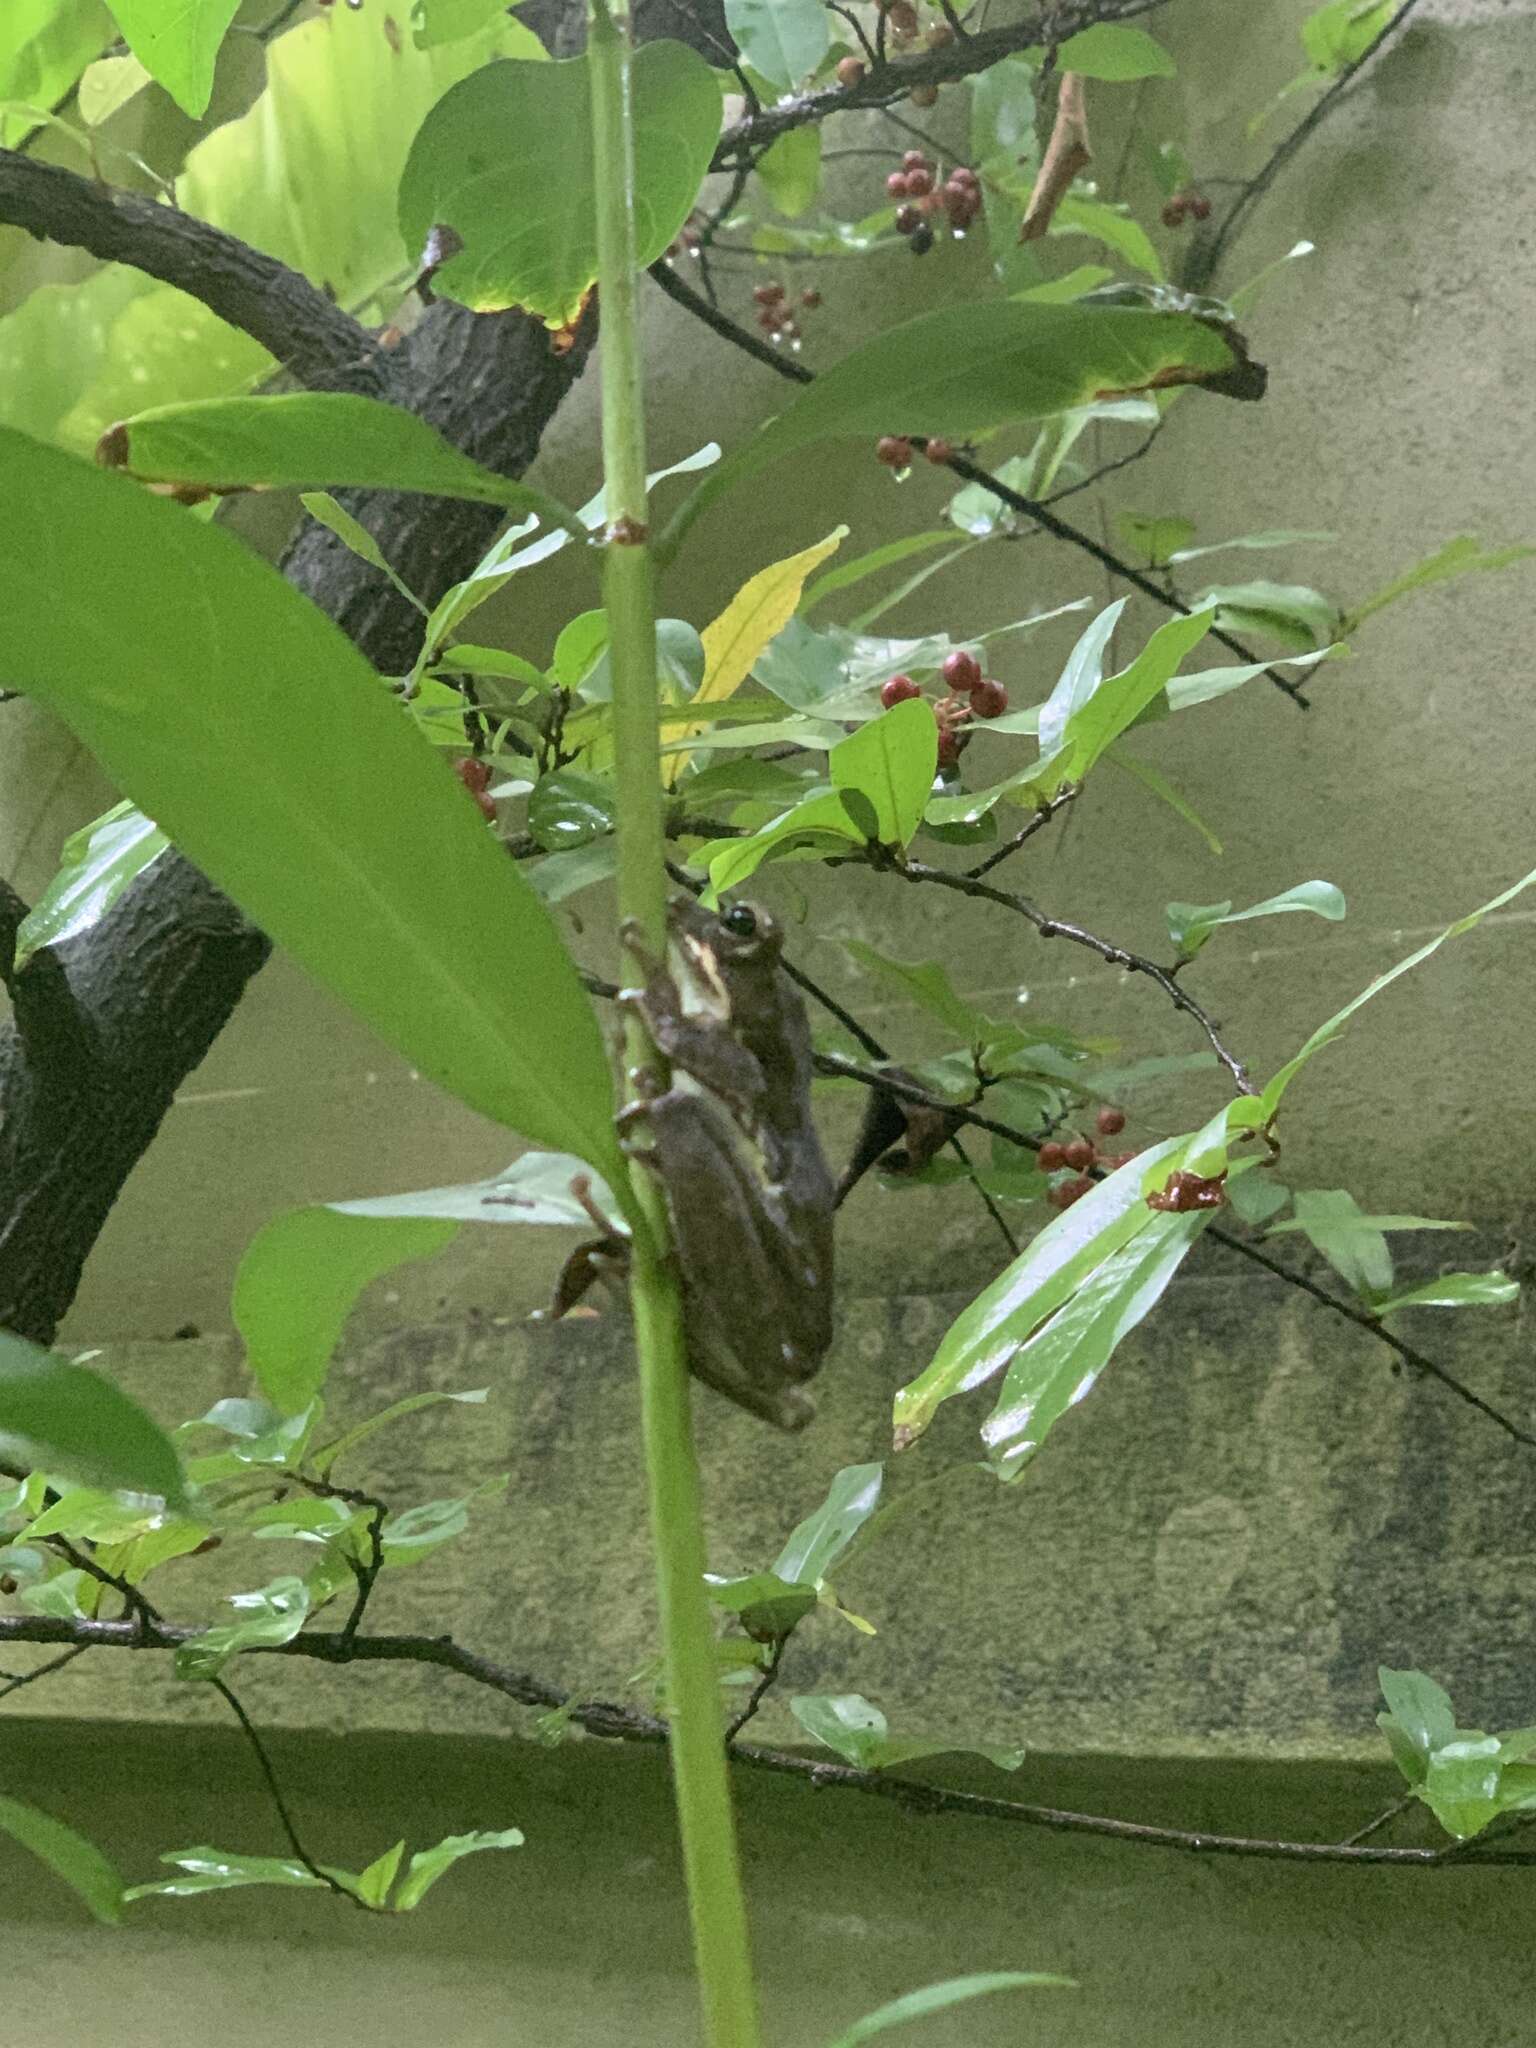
[617,896,835,1430]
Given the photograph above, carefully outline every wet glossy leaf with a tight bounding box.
[399,41,722,324]
[300,494,425,611]
[0,1335,186,1507]
[0,1797,124,1924]
[660,303,1240,560]
[1033,605,1215,794]
[393,1828,524,1911]
[827,1972,1074,2046]
[705,1570,819,1639]
[382,1479,504,1566]
[982,1205,1212,1479]
[1057,23,1174,78]
[1343,535,1535,633]
[1378,1667,1456,1778]
[0,429,622,1181]
[105,0,239,116]
[946,457,1037,538]
[1167,879,1345,958]
[700,791,866,896]
[1420,1739,1505,1840]
[234,1209,460,1417]
[15,801,169,967]
[1163,645,1335,712]
[176,1577,311,1682]
[1374,1271,1520,1315]
[1260,866,1536,1118]
[726,0,828,89]
[772,1464,884,1587]
[528,770,617,852]
[106,394,584,541]
[1170,528,1336,565]
[830,699,937,848]
[789,1694,1024,1773]
[126,1848,331,1900]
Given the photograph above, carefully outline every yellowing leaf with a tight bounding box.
[668,526,845,782]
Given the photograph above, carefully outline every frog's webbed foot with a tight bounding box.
[534,1234,631,1322]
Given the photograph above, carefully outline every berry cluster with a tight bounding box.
[455,756,497,822]
[751,279,822,347]
[880,648,1010,767]
[1039,1105,1132,1210]
[877,0,956,54]
[874,432,955,471]
[1161,188,1212,229]
[887,150,982,254]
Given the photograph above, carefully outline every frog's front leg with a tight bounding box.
[621,1084,821,1431]
[618,916,766,1127]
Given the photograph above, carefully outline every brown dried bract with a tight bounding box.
[1146,1168,1228,1214]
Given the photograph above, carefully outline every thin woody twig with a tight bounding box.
[1020,71,1092,241]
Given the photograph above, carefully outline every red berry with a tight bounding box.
[902,150,927,172]
[1059,1175,1094,1207]
[800,288,822,309]
[894,203,922,235]
[1063,1137,1095,1172]
[970,677,1009,719]
[752,281,785,305]
[1190,194,1212,221]
[904,167,934,198]
[1037,1141,1066,1172]
[880,672,921,709]
[887,170,912,199]
[910,84,939,108]
[1161,197,1187,229]
[886,0,919,30]
[944,185,979,226]
[941,648,983,694]
[456,757,492,793]
[836,55,867,87]
[875,435,912,468]
[951,165,980,190]
[1096,1105,1126,1137]
[757,309,780,331]
[936,729,962,768]
[923,437,954,464]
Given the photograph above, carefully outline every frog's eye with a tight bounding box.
[721,904,758,939]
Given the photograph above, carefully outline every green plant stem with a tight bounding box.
[587,7,761,2046]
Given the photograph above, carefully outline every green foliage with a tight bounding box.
[104,0,238,117]
[1166,880,1346,960]
[1378,1670,1536,1840]
[1056,23,1175,79]
[0,1797,125,1925]
[0,427,623,1181]
[1342,535,1536,634]
[232,1209,460,1415]
[14,801,168,966]
[660,303,1242,559]
[0,1334,186,1506]
[789,1693,1025,1772]
[725,0,828,92]
[826,1973,1074,2046]
[399,40,721,324]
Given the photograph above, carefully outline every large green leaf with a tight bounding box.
[393,1828,524,1911]
[0,0,111,111]
[15,801,168,967]
[176,1576,311,1682]
[658,303,1241,560]
[233,1209,461,1416]
[725,0,829,90]
[101,394,585,540]
[1033,605,1215,793]
[105,0,238,116]
[399,40,722,324]
[2,8,529,450]
[0,1333,187,1506]
[0,1797,124,1925]
[771,1464,884,1587]
[1056,23,1174,78]
[125,1848,332,1900]
[827,1973,1073,2047]
[829,698,937,848]
[1166,879,1345,959]
[1374,1271,1519,1315]
[0,428,622,1180]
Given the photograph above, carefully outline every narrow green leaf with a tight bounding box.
[981,1207,1211,1479]
[399,41,722,324]
[0,427,622,1181]
[1170,528,1336,565]
[300,493,426,612]
[1056,23,1175,78]
[1374,1271,1520,1314]
[1203,579,1337,650]
[353,1840,407,1910]
[789,1694,1024,1773]
[842,942,986,1043]
[0,1335,186,1507]
[1344,535,1536,633]
[830,698,937,848]
[1271,1188,1393,1299]
[381,1480,503,1566]
[125,1847,329,1900]
[393,1829,524,1911]
[15,801,169,967]
[1261,867,1536,1117]
[1167,879,1346,958]
[660,303,1240,560]
[105,0,239,117]
[827,1972,1074,2047]
[725,0,829,90]
[1107,748,1224,854]
[106,394,585,543]
[772,1464,884,1587]
[0,1797,124,1925]
[700,792,866,895]
[803,533,963,611]
[233,1209,460,1416]
[1164,644,1336,712]
[1036,605,1215,793]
